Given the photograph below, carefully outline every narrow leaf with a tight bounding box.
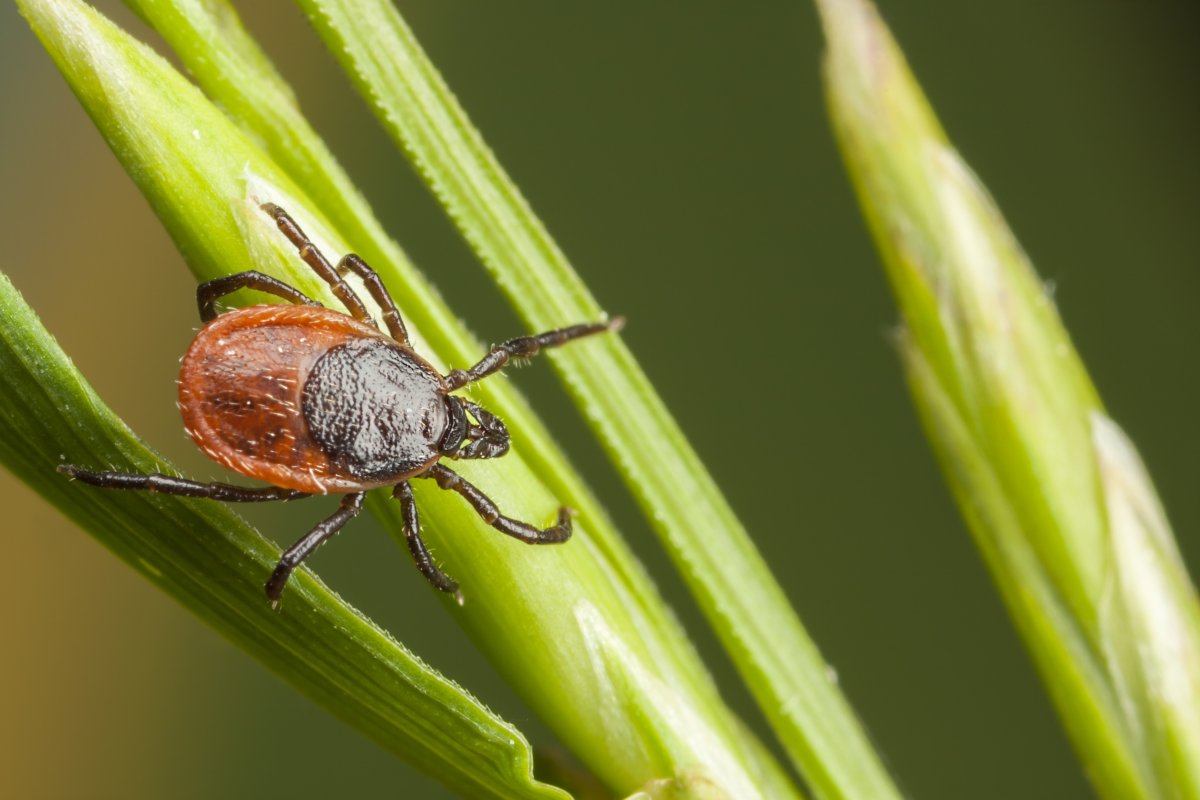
[818,0,1200,796]
[17,0,798,796]
[291,1,900,797]
[115,0,716,715]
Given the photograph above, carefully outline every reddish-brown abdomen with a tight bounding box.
[179,305,405,493]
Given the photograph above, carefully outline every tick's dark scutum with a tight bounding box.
[302,337,448,481]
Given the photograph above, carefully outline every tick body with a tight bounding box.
[61,203,620,604]
[179,305,447,494]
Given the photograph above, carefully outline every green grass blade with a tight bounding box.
[114,0,715,719]
[818,1,1200,797]
[17,0,799,795]
[0,266,566,800]
[290,1,900,797]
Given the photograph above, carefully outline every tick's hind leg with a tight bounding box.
[419,464,573,544]
[58,465,310,502]
[196,271,320,322]
[443,318,624,391]
[266,492,364,604]
[393,481,461,602]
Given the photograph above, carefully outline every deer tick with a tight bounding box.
[59,203,621,604]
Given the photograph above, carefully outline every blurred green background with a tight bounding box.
[1,1,1197,798]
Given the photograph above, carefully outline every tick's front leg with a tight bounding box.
[443,318,623,391]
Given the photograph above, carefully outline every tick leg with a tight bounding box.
[260,202,375,327]
[58,465,310,502]
[336,254,409,346]
[419,464,573,544]
[443,318,623,391]
[266,492,364,603]
[392,481,461,601]
[196,271,320,322]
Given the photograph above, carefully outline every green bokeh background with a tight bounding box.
[1,2,1196,798]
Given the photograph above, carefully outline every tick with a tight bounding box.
[60,203,620,604]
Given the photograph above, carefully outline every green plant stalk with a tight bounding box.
[818,0,1200,797]
[291,1,900,797]
[0,265,565,800]
[117,0,722,732]
[18,0,801,796]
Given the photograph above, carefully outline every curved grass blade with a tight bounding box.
[818,0,1200,796]
[17,0,798,795]
[116,0,717,716]
[0,270,566,800]
[291,1,899,797]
